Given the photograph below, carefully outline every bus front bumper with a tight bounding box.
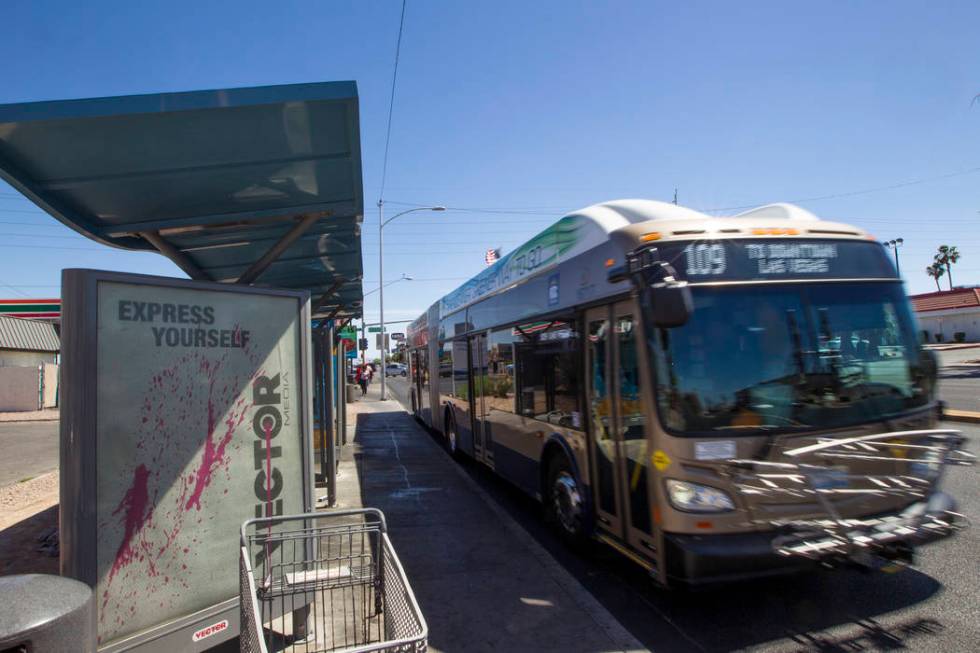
[664,531,817,586]
[664,492,962,586]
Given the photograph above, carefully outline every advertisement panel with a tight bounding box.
[60,270,312,652]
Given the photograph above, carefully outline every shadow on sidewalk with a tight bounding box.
[0,504,59,576]
[348,407,644,652]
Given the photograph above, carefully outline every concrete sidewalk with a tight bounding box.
[0,408,58,423]
[331,387,645,653]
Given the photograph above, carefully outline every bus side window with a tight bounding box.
[452,339,469,400]
[486,329,517,413]
[438,341,454,400]
[514,320,583,430]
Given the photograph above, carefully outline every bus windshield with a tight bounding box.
[649,281,935,435]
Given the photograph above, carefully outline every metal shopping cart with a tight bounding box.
[240,509,427,653]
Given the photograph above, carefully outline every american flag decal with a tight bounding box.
[485,248,501,265]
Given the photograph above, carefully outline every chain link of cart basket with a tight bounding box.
[240,509,427,653]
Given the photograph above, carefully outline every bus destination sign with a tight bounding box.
[653,239,897,283]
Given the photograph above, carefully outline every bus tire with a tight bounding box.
[545,454,587,544]
[444,411,461,459]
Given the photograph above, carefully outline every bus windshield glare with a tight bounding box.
[649,281,934,435]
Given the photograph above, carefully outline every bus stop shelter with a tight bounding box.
[0,80,365,503]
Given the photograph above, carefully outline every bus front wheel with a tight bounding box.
[546,455,586,542]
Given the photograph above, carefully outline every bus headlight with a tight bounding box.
[665,479,735,513]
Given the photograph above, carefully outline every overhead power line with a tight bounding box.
[0,279,28,297]
[0,208,55,215]
[0,221,64,228]
[0,244,102,251]
[703,165,980,212]
[0,232,90,240]
[378,0,408,202]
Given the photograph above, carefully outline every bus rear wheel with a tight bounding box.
[444,414,460,459]
[547,455,585,542]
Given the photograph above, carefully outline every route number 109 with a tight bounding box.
[683,244,727,276]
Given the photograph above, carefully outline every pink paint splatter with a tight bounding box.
[102,464,153,609]
[187,395,250,512]
[99,334,268,636]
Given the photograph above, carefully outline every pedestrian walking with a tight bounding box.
[356,363,369,396]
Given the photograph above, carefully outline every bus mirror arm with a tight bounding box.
[608,250,692,327]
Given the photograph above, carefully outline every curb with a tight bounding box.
[943,409,980,425]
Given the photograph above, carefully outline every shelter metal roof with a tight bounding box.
[0,314,60,352]
[0,81,364,319]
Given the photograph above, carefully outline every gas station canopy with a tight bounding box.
[0,81,364,319]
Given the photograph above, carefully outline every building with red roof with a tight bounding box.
[909,287,980,343]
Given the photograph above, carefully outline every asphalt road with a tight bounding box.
[934,347,980,367]
[0,421,58,487]
[938,364,980,413]
[935,345,980,413]
[385,376,980,653]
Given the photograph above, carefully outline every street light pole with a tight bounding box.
[361,274,411,369]
[378,199,387,400]
[378,204,446,401]
[886,238,904,277]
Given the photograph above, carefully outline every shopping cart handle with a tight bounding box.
[240,507,387,544]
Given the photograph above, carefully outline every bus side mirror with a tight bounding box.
[609,250,693,327]
[645,281,693,327]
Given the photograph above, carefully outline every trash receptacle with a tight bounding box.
[0,574,95,653]
[347,383,359,403]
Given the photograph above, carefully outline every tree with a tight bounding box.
[926,261,945,291]
[934,245,960,290]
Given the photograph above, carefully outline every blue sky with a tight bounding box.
[1,0,978,355]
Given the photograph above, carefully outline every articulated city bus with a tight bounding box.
[405,200,973,587]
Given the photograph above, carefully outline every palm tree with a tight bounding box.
[926,262,945,291]
[935,245,960,289]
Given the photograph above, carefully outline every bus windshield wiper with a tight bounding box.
[714,424,782,431]
[714,423,811,431]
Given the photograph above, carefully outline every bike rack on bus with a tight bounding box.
[720,429,976,565]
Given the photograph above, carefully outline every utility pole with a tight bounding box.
[672,188,678,205]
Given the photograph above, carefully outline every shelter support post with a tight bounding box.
[312,278,347,317]
[317,323,336,507]
[138,231,210,280]
[335,331,346,451]
[235,213,324,285]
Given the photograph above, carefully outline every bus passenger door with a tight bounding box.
[469,332,493,466]
[450,339,474,454]
[585,306,623,535]
[409,349,420,414]
[612,304,656,555]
